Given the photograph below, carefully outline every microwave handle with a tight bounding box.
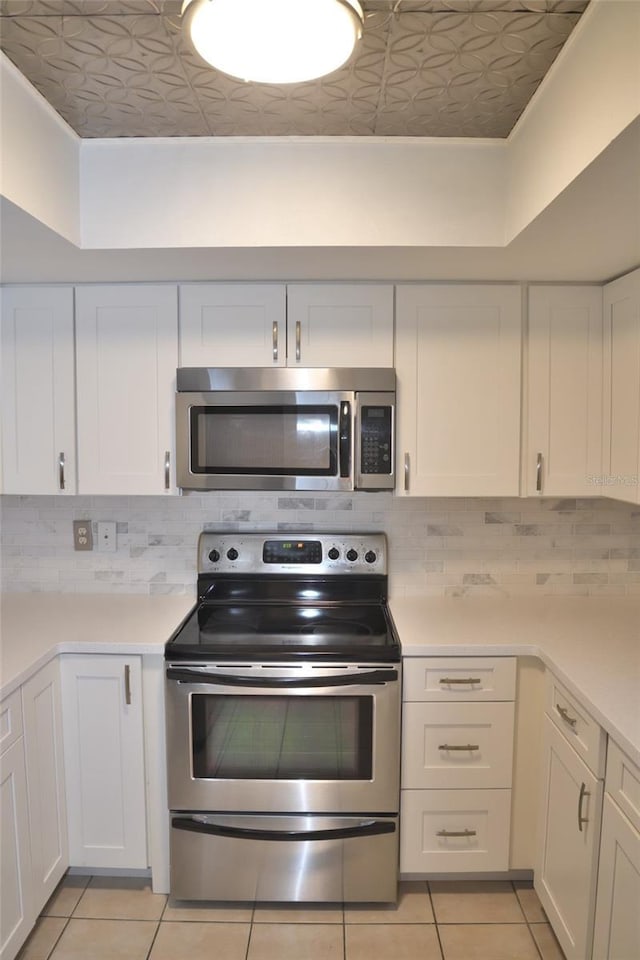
[339,401,351,478]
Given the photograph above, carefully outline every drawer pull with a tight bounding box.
[439,677,481,686]
[556,703,577,728]
[578,782,589,832]
[438,743,480,752]
[436,828,477,839]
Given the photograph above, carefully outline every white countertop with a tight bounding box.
[1,592,639,766]
[390,596,640,767]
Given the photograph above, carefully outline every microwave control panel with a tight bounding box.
[360,406,392,475]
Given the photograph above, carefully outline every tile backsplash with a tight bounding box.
[1,493,639,598]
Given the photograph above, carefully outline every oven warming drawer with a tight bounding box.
[170,814,398,902]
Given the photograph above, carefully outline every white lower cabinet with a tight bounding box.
[535,687,605,960]
[21,660,68,908]
[401,657,516,875]
[592,744,640,960]
[60,655,147,869]
[0,693,35,960]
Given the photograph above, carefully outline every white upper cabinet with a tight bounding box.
[179,284,287,367]
[395,284,521,496]
[75,285,178,495]
[602,268,640,504]
[285,284,393,367]
[1,286,76,494]
[179,283,394,368]
[526,285,603,497]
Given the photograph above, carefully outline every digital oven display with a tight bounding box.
[262,540,323,564]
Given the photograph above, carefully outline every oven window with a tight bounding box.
[191,695,373,780]
[191,405,338,476]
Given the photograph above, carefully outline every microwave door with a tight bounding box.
[177,391,356,491]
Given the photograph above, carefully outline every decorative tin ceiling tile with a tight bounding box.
[0,0,589,138]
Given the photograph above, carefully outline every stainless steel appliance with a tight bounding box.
[165,532,401,903]
[175,367,395,492]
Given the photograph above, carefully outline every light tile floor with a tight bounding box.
[17,875,566,960]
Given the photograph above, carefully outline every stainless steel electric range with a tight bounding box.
[165,532,401,903]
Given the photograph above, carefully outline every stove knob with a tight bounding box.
[208,549,220,563]
[226,547,239,561]
[365,550,377,564]
[346,548,358,562]
[327,547,340,560]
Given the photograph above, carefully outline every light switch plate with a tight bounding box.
[97,521,116,553]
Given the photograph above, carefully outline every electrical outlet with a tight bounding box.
[97,521,117,553]
[73,520,93,551]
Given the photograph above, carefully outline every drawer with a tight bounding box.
[400,788,511,874]
[545,673,606,778]
[402,701,515,789]
[0,688,23,755]
[403,657,516,702]
[606,741,640,833]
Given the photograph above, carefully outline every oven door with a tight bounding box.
[176,390,355,491]
[165,663,400,814]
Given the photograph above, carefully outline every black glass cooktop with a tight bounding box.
[166,601,400,662]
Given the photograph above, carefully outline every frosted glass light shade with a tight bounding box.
[181,0,364,84]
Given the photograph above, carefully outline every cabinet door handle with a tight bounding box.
[439,677,481,686]
[536,452,543,493]
[556,703,577,729]
[58,451,66,491]
[437,828,477,838]
[295,320,301,362]
[404,453,410,492]
[164,451,171,490]
[578,781,589,832]
[124,664,132,705]
[438,743,480,752]
[272,321,278,362]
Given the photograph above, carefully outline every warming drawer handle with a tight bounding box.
[172,817,396,843]
[166,668,398,688]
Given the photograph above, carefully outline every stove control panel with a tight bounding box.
[199,532,387,575]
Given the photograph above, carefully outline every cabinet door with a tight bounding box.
[395,284,521,496]
[1,286,76,494]
[286,284,393,367]
[0,738,35,960]
[593,794,640,960]
[602,268,640,504]
[22,660,68,909]
[75,285,178,494]
[61,655,147,870]
[535,716,603,960]
[179,284,286,367]
[527,286,603,496]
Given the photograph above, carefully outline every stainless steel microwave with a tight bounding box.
[176,367,395,492]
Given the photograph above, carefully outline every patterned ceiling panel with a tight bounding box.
[0,0,589,138]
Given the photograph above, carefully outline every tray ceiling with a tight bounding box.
[0,0,589,138]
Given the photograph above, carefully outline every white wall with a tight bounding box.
[79,137,507,249]
[506,0,640,241]
[0,56,80,245]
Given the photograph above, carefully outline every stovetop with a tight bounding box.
[165,533,400,663]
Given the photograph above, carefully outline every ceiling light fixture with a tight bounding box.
[181,0,364,84]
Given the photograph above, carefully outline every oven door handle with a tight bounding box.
[172,816,396,842]
[165,667,398,687]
